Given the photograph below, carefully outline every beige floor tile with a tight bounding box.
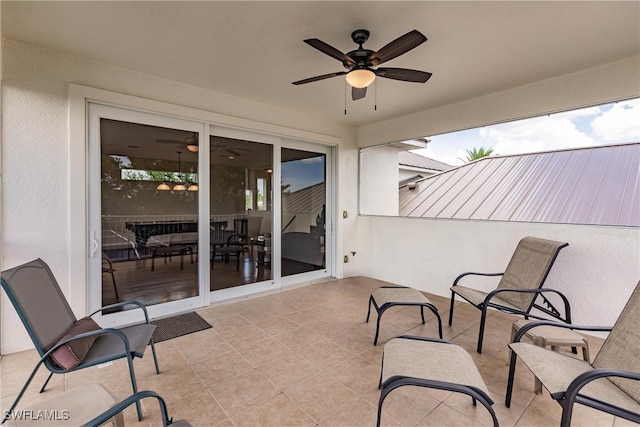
[273,326,326,350]
[208,369,279,418]
[416,402,484,426]
[318,398,400,427]
[294,340,354,369]
[234,336,292,367]
[323,355,381,396]
[216,323,270,349]
[258,352,320,391]
[284,373,359,423]
[191,349,253,386]
[231,393,314,426]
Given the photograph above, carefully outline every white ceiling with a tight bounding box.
[2,1,639,127]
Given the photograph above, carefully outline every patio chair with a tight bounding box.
[449,236,570,353]
[377,336,498,427]
[0,258,160,423]
[85,390,193,427]
[505,281,640,426]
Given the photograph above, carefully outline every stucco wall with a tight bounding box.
[0,38,357,353]
[349,215,639,329]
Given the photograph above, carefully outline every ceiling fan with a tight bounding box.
[292,29,432,101]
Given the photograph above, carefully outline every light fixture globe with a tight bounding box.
[173,183,186,191]
[345,69,375,88]
[186,144,199,153]
[157,182,171,191]
[187,183,199,191]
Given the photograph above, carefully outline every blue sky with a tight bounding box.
[413,98,640,166]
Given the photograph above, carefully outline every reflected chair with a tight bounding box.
[506,281,640,426]
[211,233,243,270]
[101,253,119,303]
[377,336,498,427]
[449,236,570,353]
[0,258,160,423]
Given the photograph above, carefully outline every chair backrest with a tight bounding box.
[247,216,263,237]
[0,258,77,355]
[496,236,569,311]
[592,281,640,403]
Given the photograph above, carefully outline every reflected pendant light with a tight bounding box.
[173,151,185,191]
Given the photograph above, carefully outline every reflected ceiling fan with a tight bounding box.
[211,142,250,158]
[292,29,432,101]
[157,133,250,158]
[156,132,200,152]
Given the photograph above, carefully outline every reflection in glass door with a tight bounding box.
[209,136,273,291]
[281,148,326,277]
[97,117,200,309]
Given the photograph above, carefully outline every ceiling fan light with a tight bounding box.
[173,183,186,191]
[186,144,199,152]
[346,69,375,88]
[157,183,171,191]
[187,183,199,191]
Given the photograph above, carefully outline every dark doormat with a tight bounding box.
[151,312,212,343]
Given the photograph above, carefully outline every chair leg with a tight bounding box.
[149,338,160,375]
[505,351,518,407]
[448,291,456,326]
[560,400,575,427]
[366,296,374,323]
[125,354,144,422]
[39,372,54,393]
[477,307,488,354]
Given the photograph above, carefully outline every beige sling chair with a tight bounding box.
[506,281,640,426]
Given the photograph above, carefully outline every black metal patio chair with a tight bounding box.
[0,258,160,423]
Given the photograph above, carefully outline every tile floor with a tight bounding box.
[2,276,630,426]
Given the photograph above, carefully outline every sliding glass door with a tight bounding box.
[88,104,206,321]
[88,103,334,322]
[281,143,331,280]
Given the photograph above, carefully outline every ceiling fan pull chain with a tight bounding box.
[344,80,347,115]
[374,80,377,111]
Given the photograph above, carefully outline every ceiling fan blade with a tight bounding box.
[156,139,184,144]
[375,67,432,83]
[304,39,356,67]
[226,149,242,157]
[292,71,347,85]
[352,87,367,101]
[370,30,427,66]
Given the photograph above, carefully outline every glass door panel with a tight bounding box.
[281,148,326,277]
[98,118,200,309]
[209,135,273,291]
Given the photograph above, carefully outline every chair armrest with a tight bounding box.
[513,320,613,343]
[90,300,151,324]
[83,390,182,427]
[453,272,504,286]
[484,287,573,321]
[564,368,640,421]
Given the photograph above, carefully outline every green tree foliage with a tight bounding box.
[460,147,495,163]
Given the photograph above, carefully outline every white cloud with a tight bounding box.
[590,99,640,143]
[480,114,595,156]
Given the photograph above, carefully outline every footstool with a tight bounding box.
[6,383,123,426]
[511,319,591,393]
[366,285,443,345]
